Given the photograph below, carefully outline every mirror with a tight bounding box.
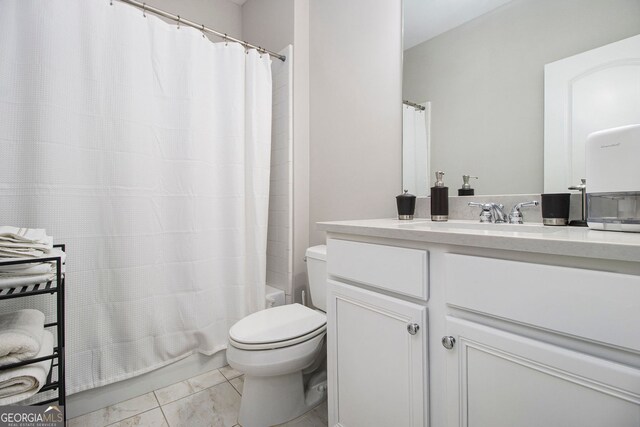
[402,0,640,195]
[544,33,640,193]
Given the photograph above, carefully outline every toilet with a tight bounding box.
[226,245,327,427]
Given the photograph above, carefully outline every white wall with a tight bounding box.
[309,0,403,245]
[403,0,640,195]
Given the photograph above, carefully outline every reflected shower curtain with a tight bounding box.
[0,0,271,393]
[402,105,428,196]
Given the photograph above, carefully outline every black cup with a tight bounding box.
[541,193,570,226]
[396,190,416,220]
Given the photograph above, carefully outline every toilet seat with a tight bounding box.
[229,303,327,350]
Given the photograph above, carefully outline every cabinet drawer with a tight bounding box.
[444,253,640,352]
[327,239,428,300]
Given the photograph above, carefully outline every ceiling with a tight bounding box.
[403,0,515,50]
[228,0,246,5]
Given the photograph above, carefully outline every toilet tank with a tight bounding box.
[305,245,327,312]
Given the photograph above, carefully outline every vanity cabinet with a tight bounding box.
[323,228,640,427]
[443,253,640,427]
[327,280,427,427]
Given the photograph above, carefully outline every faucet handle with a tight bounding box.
[468,202,493,223]
[509,201,539,224]
[568,178,587,192]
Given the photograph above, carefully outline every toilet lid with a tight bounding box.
[229,303,327,345]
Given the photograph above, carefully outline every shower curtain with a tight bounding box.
[402,104,429,196]
[0,0,272,393]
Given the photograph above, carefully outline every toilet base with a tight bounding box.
[238,369,327,427]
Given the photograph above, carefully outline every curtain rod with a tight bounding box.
[113,0,286,62]
[403,100,426,111]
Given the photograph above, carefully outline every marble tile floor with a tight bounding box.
[67,365,328,427]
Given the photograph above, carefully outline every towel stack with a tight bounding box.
[0,309,53,405]
[0,227,65,289]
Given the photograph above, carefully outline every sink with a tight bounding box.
[397,220,562,234]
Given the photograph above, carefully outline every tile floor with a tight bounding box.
[67,365,328,427]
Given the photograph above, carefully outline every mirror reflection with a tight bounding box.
[402,0,640,195]
[402,101,430,197]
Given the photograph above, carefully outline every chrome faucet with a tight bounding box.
[490,203,507,223]
[508,201,539,224]
[468,202,507,223]
[469,201,539,224]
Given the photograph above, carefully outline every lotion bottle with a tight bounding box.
[431,171,448,221]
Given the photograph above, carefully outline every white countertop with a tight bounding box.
[317,219,640,262]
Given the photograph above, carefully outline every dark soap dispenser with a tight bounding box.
[458,175,478,196]
[431,171,448,221]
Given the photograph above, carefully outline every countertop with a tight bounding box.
[317,219,640,263]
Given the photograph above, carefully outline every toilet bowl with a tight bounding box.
[226,245,327,427]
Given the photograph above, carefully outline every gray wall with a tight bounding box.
[148,0,242,39]
[309,0,403,245]
[291,0,311,303]
[243,0,311,305]
[242,0,294,52]
[403,0,640,195]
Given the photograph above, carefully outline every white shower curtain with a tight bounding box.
[402,104,429,196]
[0,0,272,393]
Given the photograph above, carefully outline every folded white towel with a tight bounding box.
[0,227,48,244]
[0,227,54,261]
[0,274,58,290]
[0,248,46,258]
[0,248,66,289]
[0,248,66,269]
[0,330,53,405]
[0,263,54,275]
[0,310,46,366]
[0,239,53,252]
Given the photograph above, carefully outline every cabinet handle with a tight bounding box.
[441,336,456,349]
[407,323,420,335]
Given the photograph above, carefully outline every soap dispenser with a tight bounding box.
[431,171,448,221]
[458,175,478,196]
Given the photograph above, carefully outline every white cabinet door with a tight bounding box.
[445,317,640,427]
[327,280,427,427]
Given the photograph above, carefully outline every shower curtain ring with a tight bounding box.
[224,34,228,46]
[142,3,146,17]
[177,16,180,29]
[201,24,206,38]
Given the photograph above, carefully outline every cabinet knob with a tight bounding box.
[441,336,456,349]
[407,323,420,335]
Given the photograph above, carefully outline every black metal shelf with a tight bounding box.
[0,281,60,300]
[0,244,66,419]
